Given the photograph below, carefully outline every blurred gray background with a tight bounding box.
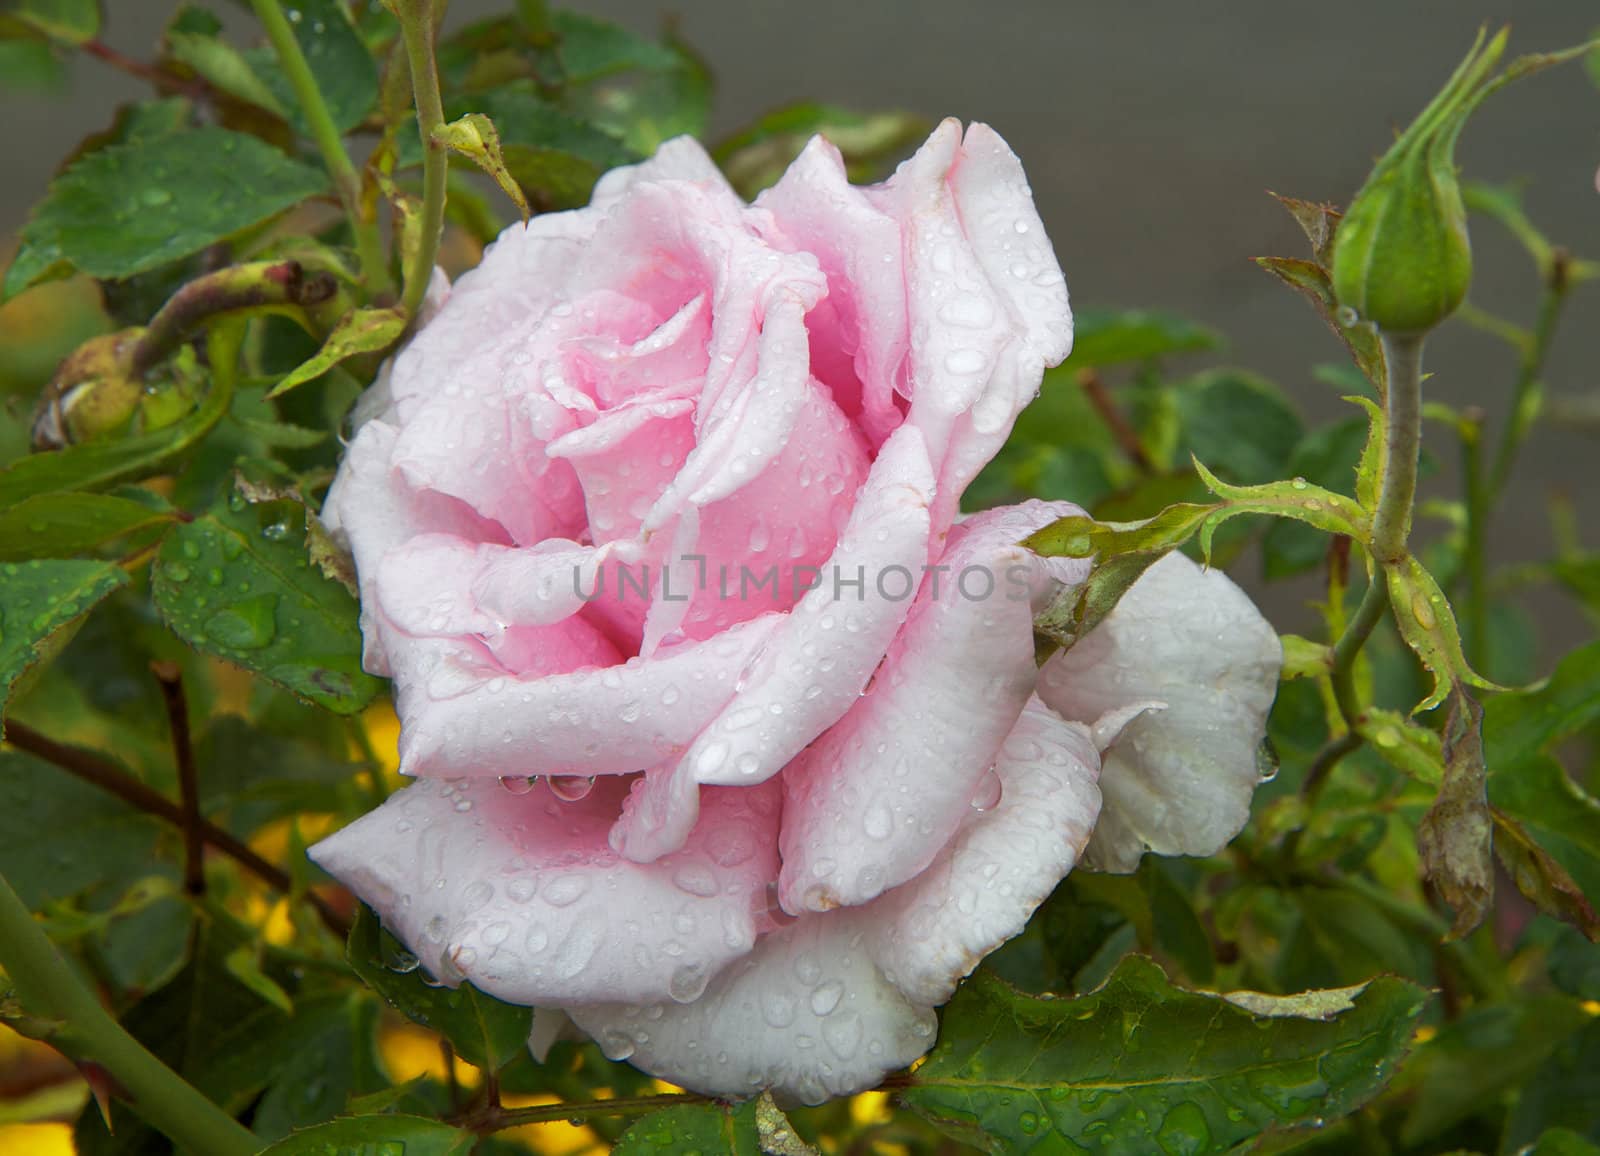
[4,1,1597,640]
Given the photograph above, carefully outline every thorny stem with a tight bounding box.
[456,1092,710,1134]
[0,872,259,1156]
[152,664,204,898]
[131,260,340,377]
[250,0,392,296]
[394,0,450,320]
[2,723,351,937]
[1302,331,1426,796]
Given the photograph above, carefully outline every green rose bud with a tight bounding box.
[1331,28,1507,335]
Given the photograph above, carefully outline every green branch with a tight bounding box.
[1303,331,1427,796]
[0,871,259,1156]
[394,0,449,320]
[251,0,391,298]
[1488,252,1570,499]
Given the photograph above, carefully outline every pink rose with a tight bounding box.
[311,121,1281,1104]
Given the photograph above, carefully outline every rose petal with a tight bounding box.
[308,776,778,1006]
[1036,551,1282,871]
[392,611,784,779]
[323,420,511,676]
[566,911,937,1105]
[676,424,936,790]
[859,697,1101,1006]
[590,135,738,211]
[776,501,1086,913]
[756,136,909,446]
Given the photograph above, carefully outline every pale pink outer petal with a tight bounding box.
[391,612,784,779]
[868,120,1074,531]
[1036,552,1282,872]
[322,420,510,676]
[564,699,1101,1105]
[857,697,1101,1006]
[565,911,938,1106]
[589,135,738,212]
[776,500,1087,913]
[307,776,779,1006]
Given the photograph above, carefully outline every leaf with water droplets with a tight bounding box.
[899,956,1427,1154]
[1192,458,1370,562]
[0,558,127,729]
[152,478,379,713]
[346,904,531,1073]
[1384,552,1499,714]
[5,126,325,294]
[1253,255,1387,393]
[613,1098,759,1155]
[248,0,379,135]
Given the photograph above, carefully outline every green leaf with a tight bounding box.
[1140,860,1215,985]
[0,368,230,508]
[1489,755,1600,909]
[8,126,325,291]
[433,113,530,217]
[900,958,1427,1154]
[1524,1128,1600,1156]
[0,750,163,908]
[552,10,679,81]
[1415,689,1493,939]
[346,904,532,1072]
[1174,369,1304,485]
[258,1115,476,1156]
[1493,807,1600,939]
[1356,707,1444,785]
[164,6,288,117]
[0,558,126,722]
[1025,503,1219,653]
[0,490,175,562]
[267,307,406,399]
[1062,309,1223,371]
[5,0,99,44]
[0,38,65,91]
[1399,995,1588,1145]
[1261,416,1368,580]
[1384,552,1499,713]
[250,0,379,135]
[197,714,355,836]
[1504,1020,1600,1153]
[1269,192,1341,265]
[465,86,636,210]
[1193,459,1369,561]
[613,1100,760,1155]
[152,481,380,714]
[1484,639,1600,769]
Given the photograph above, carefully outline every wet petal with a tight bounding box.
[309,776,778,1006]
[1036,552,1281,871]
[566,911,937,1105]
[861,698,1101,1006]
[777,501,1086,913]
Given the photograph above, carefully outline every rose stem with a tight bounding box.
[0,870,260,1156]
[251,0,392,298]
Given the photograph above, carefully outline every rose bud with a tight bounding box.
[310,122,1281,1104]
[1330,29,1506,335]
